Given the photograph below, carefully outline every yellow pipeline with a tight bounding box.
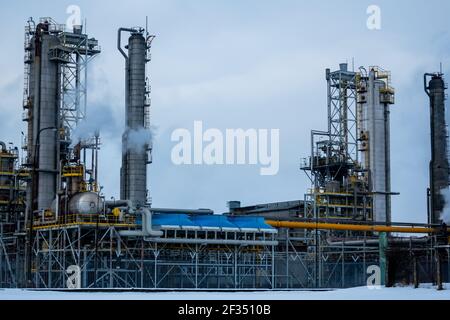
[266,220,434,234]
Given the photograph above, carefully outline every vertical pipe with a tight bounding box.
[271,244,275,289]
[385,102,392,224]
[154,244,157,289]
[94,134,99,189]
[413,255,419,288]
[285,230,289,288]
[326,69,332,158]
[379,232,387,286]
[436,249,443,290]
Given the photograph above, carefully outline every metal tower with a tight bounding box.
[118,27,154,207]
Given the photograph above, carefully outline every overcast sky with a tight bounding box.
[1,0,449,223]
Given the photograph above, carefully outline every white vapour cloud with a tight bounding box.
[70,119,100,147]
[69,104,120,147]
[440,188,450,224]
[125,127,155,153]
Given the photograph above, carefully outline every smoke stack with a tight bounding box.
[425,73,450,224]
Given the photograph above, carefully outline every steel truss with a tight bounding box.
[47,21,101,131]
[31,225,276,289]
[0,223,446,289]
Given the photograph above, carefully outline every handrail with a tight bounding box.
[33,213,136,229]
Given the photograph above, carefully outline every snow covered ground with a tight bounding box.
[1,284,450,300]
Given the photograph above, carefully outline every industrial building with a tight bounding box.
[0,17,449,290]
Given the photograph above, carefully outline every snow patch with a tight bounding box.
[1,285,450,300]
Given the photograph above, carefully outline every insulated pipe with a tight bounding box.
[0,141,6,152]
[266,220,434,234]
[326,239,379,246]
[105,200,133,208]
[142,207,163,237]
[118,207,162,238]
[424,73,434,97]
[326,237,429,247]
[117,28,136,60]
[144,238,279,246]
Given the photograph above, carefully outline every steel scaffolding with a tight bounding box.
[30,221,277,289]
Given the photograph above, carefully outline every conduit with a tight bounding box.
[119,207,162,238]
[265,220,435,234]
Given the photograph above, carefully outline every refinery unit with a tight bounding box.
[0,17,449,290]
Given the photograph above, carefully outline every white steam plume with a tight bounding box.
[124,127,155,153]
[70,105,118,147]
[440,187,450,224]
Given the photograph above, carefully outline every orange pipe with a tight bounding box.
[266,220,435,234]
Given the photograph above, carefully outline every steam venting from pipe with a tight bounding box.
[69,105,119,147]
[70,119,100,147]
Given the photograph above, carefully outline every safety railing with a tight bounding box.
[33,213,137,229]
[62,165,84,177]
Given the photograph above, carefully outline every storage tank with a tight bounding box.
[68,192,104,215]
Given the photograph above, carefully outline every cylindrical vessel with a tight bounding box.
[29,27,61,211]
[120,30,148,207]
[428,74,449,224]
[37,33,60,211]
[68,192,104,215]
[362,70,392,223]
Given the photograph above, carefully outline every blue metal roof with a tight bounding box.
[152,214,197,227]
[190,215,237,229]
[228,216,275,231]
[149,213,275,232]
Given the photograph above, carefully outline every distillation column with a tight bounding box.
[118,28,151,207]
[24,18,101,215]
[28,22,60,212]
[359,68,395,223]
[425,73,449,224]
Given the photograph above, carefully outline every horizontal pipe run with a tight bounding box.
[265,220,435,234]
[143,238,279,246]
[326,238,430,247]
[150,208,214,215]
[105,200,133,208]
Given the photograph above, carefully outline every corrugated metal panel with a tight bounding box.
[190,215,237,230]
[152,213,196,227]
[149,214,276,232]
[228,216,275,231]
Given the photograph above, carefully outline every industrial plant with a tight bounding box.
[0,17,449,290]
